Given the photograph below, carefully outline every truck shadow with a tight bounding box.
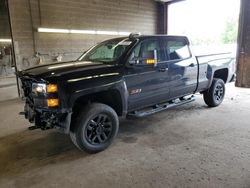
[0,101,208,178]
[0,130,84,178]
[119,102,208,134]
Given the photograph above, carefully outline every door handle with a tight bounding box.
[158,68,168,72]
[189,63,195,67]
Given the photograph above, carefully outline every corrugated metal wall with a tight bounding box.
[8,0,158,70]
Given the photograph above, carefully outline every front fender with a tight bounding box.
[67,78,129,116]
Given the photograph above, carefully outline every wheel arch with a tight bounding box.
[69,86,127,132]
[213,68,229,83]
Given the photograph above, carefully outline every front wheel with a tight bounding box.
[70,103,119,153]
[203,78,225,107]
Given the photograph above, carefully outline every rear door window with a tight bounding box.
[164,38,191,61]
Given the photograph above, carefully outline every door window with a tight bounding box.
[129,39,164,65]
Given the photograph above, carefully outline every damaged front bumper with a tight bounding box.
[21,101,72,133]
[18,73,72,134]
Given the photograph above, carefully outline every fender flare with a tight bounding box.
[68,79,129,116]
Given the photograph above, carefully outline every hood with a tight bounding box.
[19,61,120,81]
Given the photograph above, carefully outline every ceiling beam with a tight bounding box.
[155,0,186,4]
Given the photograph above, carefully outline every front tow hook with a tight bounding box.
[19,111,26,115]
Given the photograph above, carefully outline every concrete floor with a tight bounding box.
[0,83,250,188]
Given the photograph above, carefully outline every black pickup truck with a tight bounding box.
[18,34,235,153]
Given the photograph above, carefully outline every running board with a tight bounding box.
[127,95,195,118]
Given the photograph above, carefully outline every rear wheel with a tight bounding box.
[70,103,119,153]
[203,78,225,107]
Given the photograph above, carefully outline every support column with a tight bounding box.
[236,0,250,88]
[157,2,168,34]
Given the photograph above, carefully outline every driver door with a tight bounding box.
[124,38,171,111]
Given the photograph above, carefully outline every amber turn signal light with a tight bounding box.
[47,99,59,107]
[146,59,156,64]
[47,84,58,93]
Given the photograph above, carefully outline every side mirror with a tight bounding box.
[143,49,158,67]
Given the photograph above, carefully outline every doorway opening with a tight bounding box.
[168,0,240,55]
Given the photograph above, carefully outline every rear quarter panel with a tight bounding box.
[196,53,235,92]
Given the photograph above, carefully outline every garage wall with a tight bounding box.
[8,0,158,70]
[0,0,11,39]
[8,0,35,69]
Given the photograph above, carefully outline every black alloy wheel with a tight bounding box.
[85,114,113,145]
[203,78,225,107]
[70,103,119,153]
[213,83,224,102]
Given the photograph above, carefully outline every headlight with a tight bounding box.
[32,83,46,93]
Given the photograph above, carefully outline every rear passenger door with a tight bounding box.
[163,37,198,98]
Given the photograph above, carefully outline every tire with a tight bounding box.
[203,78,225,107]
[70,103,119,153]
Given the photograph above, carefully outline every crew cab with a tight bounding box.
[17,34,235,153]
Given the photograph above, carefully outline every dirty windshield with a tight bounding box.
[78,38,133,63]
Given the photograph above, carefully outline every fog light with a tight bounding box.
[47,84,58,93]
[47,99,59,107]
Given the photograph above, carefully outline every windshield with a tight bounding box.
[78,38,133,63]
